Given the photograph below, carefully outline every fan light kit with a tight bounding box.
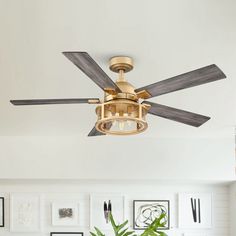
[10,52,227,136]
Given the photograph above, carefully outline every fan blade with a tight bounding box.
[88,126,105,136]
[63,52,121,93]
[135,64,226,98]
[88,122,112,137]
[10,98,100,106]
[143,101,210,127]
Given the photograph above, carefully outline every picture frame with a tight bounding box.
[0,197,4,227]
[50,233,83,236]
[133,200,170,230]
[178,193,212,229]
[90,194,125,230]
[10,193,41,232]
[52,201,79,226]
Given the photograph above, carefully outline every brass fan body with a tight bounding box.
[95,57,150,135]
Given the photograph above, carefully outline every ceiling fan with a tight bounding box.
[10,52,226,136]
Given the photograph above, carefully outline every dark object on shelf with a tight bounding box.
[0,197,4,227]
[50,232,84,236]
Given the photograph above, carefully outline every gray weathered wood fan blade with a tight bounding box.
[88,122,112,137]
[63,52,121,92]
[135,64,226,98]
[10,98,100,105]
[88,126,105,136]
[143,101,210,127]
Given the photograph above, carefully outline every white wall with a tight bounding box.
[0,180,230,236]
[0,136,234,180]
[229,182,236,236]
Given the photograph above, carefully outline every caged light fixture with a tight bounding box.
[95,56,150,135]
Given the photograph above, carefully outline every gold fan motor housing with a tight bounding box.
[109,56,133,73]
[105,80,138,102]
[106,56,151,100]
[106,56,138,102]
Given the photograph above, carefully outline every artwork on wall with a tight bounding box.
[90,194,125,230]
[50,232,83,236]
[178,193,212,229]
[133,200,170,230]
[52,202,79,226]
[0,197,4,227]
[10,193,41,232]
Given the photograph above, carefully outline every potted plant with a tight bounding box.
[90,213,168,236]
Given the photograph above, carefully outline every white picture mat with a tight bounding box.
[52,202,79,226]
[0,198,3,226]
[178,193,212,229]
[10,193,41,232]
[90,194,125,230]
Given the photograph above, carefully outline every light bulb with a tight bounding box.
[118,121,125,130]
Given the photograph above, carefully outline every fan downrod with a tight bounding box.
[109,56,133,73]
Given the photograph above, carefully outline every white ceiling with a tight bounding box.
[0,0,235,137]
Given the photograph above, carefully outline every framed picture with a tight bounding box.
[50,233,83,236]
[52,202,79,226]
[0,197,4,227]
[90,194,125,230]
[10,193,41,232]
[133,200,170,230]
[178,193,212,229]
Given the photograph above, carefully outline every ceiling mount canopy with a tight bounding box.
[10,52,227,136]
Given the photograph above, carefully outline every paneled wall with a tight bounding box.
[0,180,230,236]
[229,182,236,236]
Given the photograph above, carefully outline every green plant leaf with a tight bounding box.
[158,222,166,227]
[140,212,168,236]
[94,227,105,236]
[109,214,118,229]
[117,220,129,232]
[118,227,128,236]
[90,232,98,236]
[123,231,136,236]
[92,212,168,236]
[108,213,137,236]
